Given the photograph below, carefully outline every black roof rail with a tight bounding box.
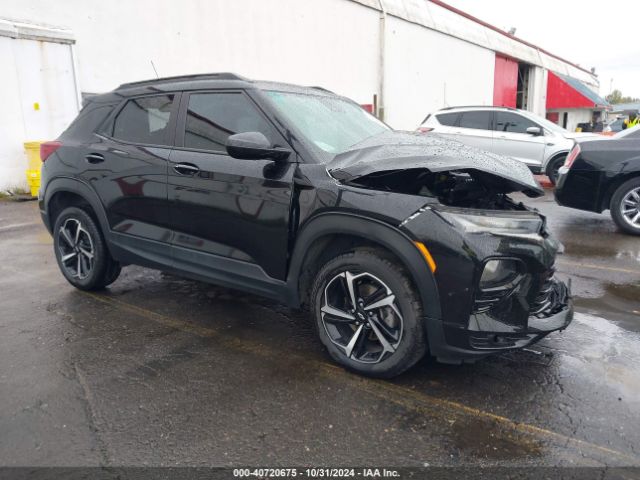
[116,72,248,90]
[308,85,335,94]
[439,105,518,111]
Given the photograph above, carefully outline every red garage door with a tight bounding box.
[493,55,518,108]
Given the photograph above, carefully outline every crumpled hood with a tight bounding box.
[328,131,544,197]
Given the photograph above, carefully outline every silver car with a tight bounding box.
[419,106,597,183]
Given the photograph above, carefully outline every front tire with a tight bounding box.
[53,207,121,290]
[610,177,640,235]
[546,155,566,185]
[310,248,427,378]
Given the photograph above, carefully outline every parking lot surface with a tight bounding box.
[1,192,639,468]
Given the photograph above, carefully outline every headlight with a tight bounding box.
[480,259,520,287]
[434,208,543,235]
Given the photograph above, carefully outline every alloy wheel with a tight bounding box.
[621,187,640,229]
[320,271,404,364]
[57,218,95,279]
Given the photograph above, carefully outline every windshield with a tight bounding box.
[266,91,389,160]
[613,125,640,139]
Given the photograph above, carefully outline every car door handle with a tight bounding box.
[85,153,105,164]
[173,163,200,176]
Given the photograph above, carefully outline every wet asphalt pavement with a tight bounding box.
[1,191,639,469]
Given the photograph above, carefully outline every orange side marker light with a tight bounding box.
[414,241,437,273]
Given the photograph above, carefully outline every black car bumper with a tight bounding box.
[554,166,603,213]
[40,209,52,234]
[428,278,572,364]
[400,208,573,364]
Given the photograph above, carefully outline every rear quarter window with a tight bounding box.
[60,103,116,140]
[435,112,459,126]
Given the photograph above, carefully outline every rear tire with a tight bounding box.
[53,207,121,290]
[310,248,427,378]
[610,177,640,236]
[545,155,566,185]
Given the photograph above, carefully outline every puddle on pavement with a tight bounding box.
[604,283,640,303]
[563,241,620,258]
[394,408,544,461]
[574,281,640,328]
[562,240,640,263]
[556,312,640,403]
[447,416,544,461]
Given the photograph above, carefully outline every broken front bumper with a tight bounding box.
[433,277,573,363]
[399,206,574,364]
[467,277,572,351]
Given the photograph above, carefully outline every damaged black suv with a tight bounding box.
[39,73,573,377]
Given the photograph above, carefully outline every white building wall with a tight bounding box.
[384,16,495,129]
[0,0,602,190]
[0,27,80,190]
[0,36,28,189]
[1,0,381,105]
[547,109,594,133]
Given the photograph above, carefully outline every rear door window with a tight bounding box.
[435,112,459,126]
[458,111,492,130]
[495,112,538,134]
[112,95,175,145]
[183,92,277,152]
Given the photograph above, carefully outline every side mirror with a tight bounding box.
[526,126,543,136]
[226,132,290,161]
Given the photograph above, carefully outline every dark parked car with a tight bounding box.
[555,126,640,235]
[38,73,572,377]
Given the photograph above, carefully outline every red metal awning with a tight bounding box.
[546,72,609,109]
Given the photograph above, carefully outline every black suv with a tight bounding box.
[39,73,572,377]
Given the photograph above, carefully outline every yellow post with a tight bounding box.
[23,141,43,197]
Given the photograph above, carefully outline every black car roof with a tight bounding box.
[116,72,248,89]
[105,72,336,99]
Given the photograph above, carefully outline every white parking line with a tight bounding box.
[0,222,39,232]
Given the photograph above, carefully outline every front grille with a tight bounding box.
[473,286,515,313]
[469,332,534,349]
[472,274,524,314]
[530,277,568,318]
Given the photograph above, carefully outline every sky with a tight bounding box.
[442,0,640,99]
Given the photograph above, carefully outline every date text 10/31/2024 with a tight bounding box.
[232,468,400,478]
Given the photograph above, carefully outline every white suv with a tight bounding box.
[418,106,597,183]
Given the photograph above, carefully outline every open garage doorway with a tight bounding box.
[516,62,532,110]
[493,54,533,111]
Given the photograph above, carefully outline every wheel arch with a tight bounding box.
[44,177,110,241]
[601,171,640,212]
[287,213,441,323]
[544,150,569,172]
